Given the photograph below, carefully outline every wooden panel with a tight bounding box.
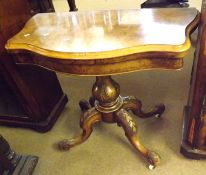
[181,0,206,159]
[0,0,31,38]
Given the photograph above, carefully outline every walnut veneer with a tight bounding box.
[6,8,199,75]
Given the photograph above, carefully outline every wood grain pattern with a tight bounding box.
[6,8,199,58]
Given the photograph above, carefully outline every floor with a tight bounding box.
[1,0,205,175]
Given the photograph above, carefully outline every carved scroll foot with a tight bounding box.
[58,108,102,150]
[122,96,165,118]
[115,109,160,169]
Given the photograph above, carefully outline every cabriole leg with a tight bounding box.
[122,96,165,118]
[114,109,160,169]
[59,108,102,150]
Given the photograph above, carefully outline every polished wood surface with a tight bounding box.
[6,8,199,76]
[6,8,198,59]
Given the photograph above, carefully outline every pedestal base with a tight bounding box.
[58,76,165,169]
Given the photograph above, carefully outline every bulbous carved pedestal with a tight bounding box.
[0,135,38,175]
[59,76,165,169]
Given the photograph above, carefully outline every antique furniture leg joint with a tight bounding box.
[93,76,123,113]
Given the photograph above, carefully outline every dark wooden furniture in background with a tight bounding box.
[28,0,78,13]
[141,0,189,8]
[0,0,68,132]
[180,0,206,159]
[67,0,78,11]
[28,0,55,15]
[0,135,38,174]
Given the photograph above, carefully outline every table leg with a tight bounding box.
[115,109,160,169]
[58,108,102,150]
[122,96,165,118]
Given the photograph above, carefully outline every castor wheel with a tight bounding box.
[79,99,91,111]
[147,151,161,170]
[58,139,71,151]
[154,104,165,118]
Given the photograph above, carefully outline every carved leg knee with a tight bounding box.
[58,108,102,150]
[114,109,160,169]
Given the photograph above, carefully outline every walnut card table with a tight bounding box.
[5,8,199,169]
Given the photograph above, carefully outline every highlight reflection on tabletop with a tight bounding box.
[6,8,199,59]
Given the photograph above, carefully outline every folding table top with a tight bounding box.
[5,8,200,75]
